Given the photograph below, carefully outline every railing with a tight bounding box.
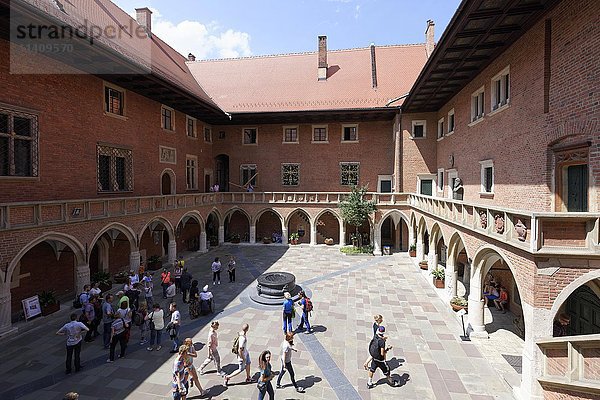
[408,194,600,256]
[0,192,408,231]
[537,334,600,396]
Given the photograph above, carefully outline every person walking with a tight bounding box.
[180,267,192,303]
[224,323,252,386]
[199,321,224,375]
[296,291,312,334]
[372,314,383,337]
[276,332,304,392]
[363,326,398,389]
[107,312,128,362]
[172,345,191,400]
[168,302,181,353]
[257,350,275,400]
[211,257,222,285]
[173,260,183,294]
[101,294,115,349]
[282,292,294,334]
[183,337,208,396]
[56,313,89,374]
[227,255,236,282]
[161,268,171,299]
[165,281,176,314]
[146,303,165,351]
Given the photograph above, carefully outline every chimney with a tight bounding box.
[318,35,328,81]
[425,19,435,58]
[370,43,377,89]
[136,7,152,35]
[188,53,196,62]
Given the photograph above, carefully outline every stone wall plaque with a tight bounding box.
[479,210,488,229]
[159,146,177,164]
[494,214,505,234]
[515,219,527,241]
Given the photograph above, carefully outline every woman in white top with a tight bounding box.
[199,321,224,375]
[145,303,165,351]
[276,332,304,392]
[89,282,102,298]
[211,257,222,285]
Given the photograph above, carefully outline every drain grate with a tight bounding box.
[502,354,522,374]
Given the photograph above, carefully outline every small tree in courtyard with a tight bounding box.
[338,185,377,247]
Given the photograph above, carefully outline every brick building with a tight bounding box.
[0,0,598,399]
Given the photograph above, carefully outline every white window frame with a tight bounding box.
[186,115,197,138]
[186,155,198,190]
[437,168,444,193]
[340,162,360,186]
[411,120,426,139]
[312,125,329,143]
[437,118,444,140]
[417,174,436,196]
[490,66,510,114]
[281,163,300,186]
[446,169,458,200]
[341,124,359,143]
[447,109,455,135]
[479,159,494,194]
[377,175,393,193]
[282,126,299,144]
[204,126,212,143]
[470,86,485,124]
[242,127,258,145]
[161,105,175,131]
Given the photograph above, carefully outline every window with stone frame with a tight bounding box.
[340,162,359,186]
[312,126,328,142]
[161,105,174,131]
[283,127,298,143]
[342,125,358,142]
[204,126,212,143]
[97,144,133,192]
[186,155,198,190]
[243,128,257,144]
[240,164,257,187]
[186,116,196,138]
[104,86,124,116]
[281,163,299,186]
[0,107,39,177]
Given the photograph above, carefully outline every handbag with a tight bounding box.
[256,380,267,393]
[148,312,155,330]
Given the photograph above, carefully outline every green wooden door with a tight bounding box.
[567,165,588,212]
[565,285,600,335]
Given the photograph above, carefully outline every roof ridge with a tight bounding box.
[189,42,427,63]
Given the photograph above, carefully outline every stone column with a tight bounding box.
[249,225,256,244]
[416,233,424,262]
[467,269,487,337]
[428,250,437,272]
[218,225,225,245]
[129,250,140,272]
[519,303,548,400]
[446,259,457,298]
[373,227,382,256]
[75,263,91,294]
[0,284,16,336]
[339,220,345,245]
[394,222,401,251]
[408,226,415,252]
[281,227,288,245]
[310,223,317,245]
[167,240,177,265]
[199,232,207,253]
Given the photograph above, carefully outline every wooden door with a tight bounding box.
[567,165,588,212]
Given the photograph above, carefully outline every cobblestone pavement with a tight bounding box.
[0,245,518,400]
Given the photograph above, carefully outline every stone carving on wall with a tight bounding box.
[494,214,505,234]
[515,219,527,241]
[159,146,177,164]
[479,210,487,229]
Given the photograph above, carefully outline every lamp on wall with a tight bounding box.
[71,208,82,217]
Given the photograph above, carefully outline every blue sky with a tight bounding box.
[112,0,462,59]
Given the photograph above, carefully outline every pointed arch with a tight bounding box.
[223,207,252,223]
[253,208,284,225]
[549,270,600,334]
[160,168,176,195]
[471,245,524,300]
[284,208,311,225]
[313,208,341,226]
[447,231,469,263]
[176,211,205,232]
[90,222,137,252]
[139,216,175,242]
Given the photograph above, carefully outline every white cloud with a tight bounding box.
[354,4,361,19]
[146,8,251,59]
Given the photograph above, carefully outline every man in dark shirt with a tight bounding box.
[553,313,571,337]
[364,326,398,389]
[180,267,193,303]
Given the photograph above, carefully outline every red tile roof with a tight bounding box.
[187,44,428,113]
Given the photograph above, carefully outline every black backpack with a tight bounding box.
[369,337,381,359]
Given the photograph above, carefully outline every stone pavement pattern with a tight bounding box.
[0,246,516,399]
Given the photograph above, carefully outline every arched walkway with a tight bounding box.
[287,209,312,244]
[376,210,409,255]
[255,209,283,243]
[314,209,341,245]
[551,277,600,336]
[206,211,221,246]
[89,223,137,277]
[224,208,251,242]
[139,217,175,267]
[446,232,470,299]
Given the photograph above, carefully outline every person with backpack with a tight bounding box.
[161,268,171,299]
[276,332,304,393]
[296,291,312,334]
[224,323,252,386]
[363,326,398,389]
[282,292,294,334]
[145,303,165,351]
[75,285,91,310]
[107,311,129,362]
[115,301,132,345]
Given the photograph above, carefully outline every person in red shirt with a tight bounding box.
[494,287,509,313]
[161,268,171,299]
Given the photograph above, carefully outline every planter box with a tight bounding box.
[290,239,298,245]
[41,302,60,316]
[262,238,271,244]
[451,303,467,312]
[230,238,240,244]
[419,262,428,270]
[409,250,416,257]
[324,238,334,245]
[434,278,445,288]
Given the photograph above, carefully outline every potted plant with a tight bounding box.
[146,255,162,271]
[289,232,299,245]
[324,238,334,245]
[450,296,468,311]
[419,259,428,270]
[230,233,241,244]
[113,270,130,284]
[39,290,60,316]
[431,267,445,288]
[409,243,417,257]
[262,236,271,244]
[91,271,112,292]
[350,233,359,247]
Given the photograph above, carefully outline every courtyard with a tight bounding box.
[0,245,520,400]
